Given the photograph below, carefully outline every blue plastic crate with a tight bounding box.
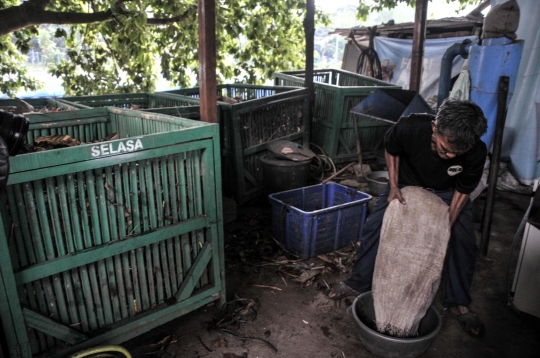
[269,183,372,259]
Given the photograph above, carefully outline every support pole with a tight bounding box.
[409,0,429,92]
[304,0,315,142]
[480,76,510,257]
[198,0,217,123]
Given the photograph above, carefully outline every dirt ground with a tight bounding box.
[123,175,540,358]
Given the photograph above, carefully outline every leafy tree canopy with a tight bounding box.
[0,0,481,97]
[356,0,483,19]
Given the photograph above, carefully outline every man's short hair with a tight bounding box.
[434,98,488,150]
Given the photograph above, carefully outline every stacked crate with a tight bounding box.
[273,69,400,163]
[0,107,224,357]
[160,84,310,204]
[0,97,80,113]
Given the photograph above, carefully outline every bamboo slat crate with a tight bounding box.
[0,107,225,358]
[159,84,310,204]
[0,97,80,112]
[61,92,198,110]
[273,69,400,163]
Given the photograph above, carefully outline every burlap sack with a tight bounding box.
[482,0,520,40]
[372,186,451,337]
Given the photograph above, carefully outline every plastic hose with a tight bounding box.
[309,143,336,181]
[69,345,132,358]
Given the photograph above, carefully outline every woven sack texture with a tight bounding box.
[372,186,451,337]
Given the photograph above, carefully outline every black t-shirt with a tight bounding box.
[384,113,487,194]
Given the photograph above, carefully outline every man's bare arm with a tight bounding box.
[385,150,406,204]
[448,190,469,226]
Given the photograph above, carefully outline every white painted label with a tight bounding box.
[91,139,144,157]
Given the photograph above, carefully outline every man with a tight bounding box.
[327,98,487,337]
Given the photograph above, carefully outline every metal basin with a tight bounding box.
[350,291,442,358]
[366,171,389,196]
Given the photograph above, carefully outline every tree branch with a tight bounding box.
[0,0,194,36]
[147,9,192,26]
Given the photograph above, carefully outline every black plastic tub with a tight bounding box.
[350,291,442,358]
[260,153,311,194]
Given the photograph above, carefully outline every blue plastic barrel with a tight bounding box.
[468,37,525,150]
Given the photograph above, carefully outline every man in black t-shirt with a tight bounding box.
[327,98,488,337]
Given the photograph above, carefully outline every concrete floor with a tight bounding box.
[124,185,540,358]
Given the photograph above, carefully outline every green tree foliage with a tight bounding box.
[356,0,483,20]
[0,0,330,96]
[0,0,482,96]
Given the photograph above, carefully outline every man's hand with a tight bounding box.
[388,186,406,205]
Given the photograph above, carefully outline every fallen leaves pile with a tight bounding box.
[224,204,360,290]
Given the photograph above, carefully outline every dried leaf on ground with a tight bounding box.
[149,334,175,347]
[317,254,334,263]
[213,338,228,348]
[294,269,321,283]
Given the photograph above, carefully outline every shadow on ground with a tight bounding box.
[123,186,540,358]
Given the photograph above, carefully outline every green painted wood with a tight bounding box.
[47,287,221,358]
[166,156,182,293]
[14,216,209,285]
[5,189,29,267]
[273,69,400,163]
[207,121,226,306]
[105,167,128,320]
[8,135,214,183]
[0,217,33,357]
[88,263,106,328]
[95,168,118,325]
[185,152,199,290]
[119,164,137,317]
[155,85,310,204]
[70,267,90,332]
[174,242,213,302]
[60,93,198,110]
[23,308,88,345]
[0,108,224,357]
[158,160,173,299]
[0,97,80,111]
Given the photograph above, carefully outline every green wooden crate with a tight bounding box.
[60,92,197,110]
[0,97,80,113]
[160,84,310,204]
[0,107,225,358]
[273,69,400,163]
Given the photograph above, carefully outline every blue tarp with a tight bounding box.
[374,35,477,101]
[494,0,540,184]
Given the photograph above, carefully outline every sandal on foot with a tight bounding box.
[449,309,484,337]
[325,282,360,300]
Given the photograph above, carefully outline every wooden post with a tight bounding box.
[198,0,217,123]
[409,0,428,92]
[304,0,315,142]
[480,76,510,257]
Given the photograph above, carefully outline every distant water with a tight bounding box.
[1,67,176,99]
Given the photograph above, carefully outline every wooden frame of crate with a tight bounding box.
[61,92,200,111]
[160,84,310,204]
[0,97,80,113]
[0,107,225,357]
[273,69,400,163]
